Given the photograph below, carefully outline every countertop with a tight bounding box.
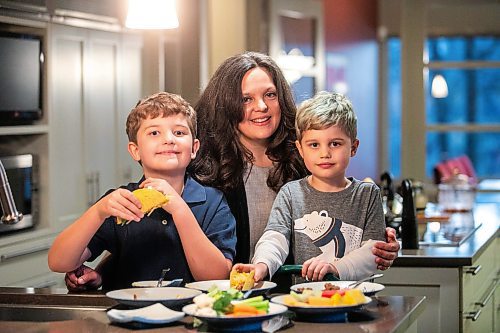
[394,203,499,267]
[0,286,425,333]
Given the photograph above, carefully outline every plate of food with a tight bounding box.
[131,278,183,288]
[106,287,201,309]
[185,280,276,295]
[185,270,276,296]
[291,280,385,296]
[182,289,288,332]
[270,289,371,322]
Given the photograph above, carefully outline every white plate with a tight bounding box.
[182,302,288,331]
[185,280,276,296]
[132,280,172,288]
[270,294,371,315]
[291,281,385,296]
[106,287,201,308]
[107,303,184,324]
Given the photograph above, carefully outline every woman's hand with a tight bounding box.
[232,263,268,282]
[302,257,339,281]
[373,227,400,270]
[65,265,102,292]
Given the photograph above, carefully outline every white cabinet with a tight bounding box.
[0,234,60,287]
[0,21,142,287]
[48,24,142,232]
[379,237,499,333]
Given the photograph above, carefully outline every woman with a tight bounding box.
[190,52,399,268]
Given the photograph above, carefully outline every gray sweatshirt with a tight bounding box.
[252,177,385,280]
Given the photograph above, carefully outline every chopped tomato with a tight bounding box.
[321,289,346,298]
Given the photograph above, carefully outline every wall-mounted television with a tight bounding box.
[0,30,43,125]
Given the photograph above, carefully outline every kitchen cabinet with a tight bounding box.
[0,234,64,288]
[49,23,143,232]
[0,15,142,286]
[379,204,499,333]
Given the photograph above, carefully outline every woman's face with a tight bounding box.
[237,67,281,149]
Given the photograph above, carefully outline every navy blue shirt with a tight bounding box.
[87,175,236,290]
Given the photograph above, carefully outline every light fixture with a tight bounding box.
[275,48,314,84]
[431,74,448,98]
[126,0,179,30]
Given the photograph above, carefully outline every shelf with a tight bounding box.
[0,125,49,136]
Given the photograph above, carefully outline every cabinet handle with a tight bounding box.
[87,173,93,207]
[0,243,51,262]
[95,171,100,202]
[474,281,496,307]
[465,265,482,275]
[465,309,482,321]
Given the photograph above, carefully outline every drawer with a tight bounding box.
[462,239,496,305]
[14,271,66,288]
[0,237,53,286]
[463,288,494,333]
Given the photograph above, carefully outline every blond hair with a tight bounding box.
[295,91,357,142]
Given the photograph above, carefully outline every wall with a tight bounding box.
[323,0,379,180]
[206,0,246,77]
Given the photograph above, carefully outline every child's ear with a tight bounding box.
[191,139,200,159]
[295,140,305,159]
[128,141,141,162]
[350,139,360,157]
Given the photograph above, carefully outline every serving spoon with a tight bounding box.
[156,268,170,287]
[348,273,384,289]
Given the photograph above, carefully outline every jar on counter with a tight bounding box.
[438,173,476,212]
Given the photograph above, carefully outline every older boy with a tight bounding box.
[235,91,385,282]
[49,92,236,290]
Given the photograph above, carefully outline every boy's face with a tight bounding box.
[128,114,199,178]
[296,125,359,185]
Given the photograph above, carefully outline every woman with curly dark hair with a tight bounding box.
[190,52,308,264]
[190,52,399,267]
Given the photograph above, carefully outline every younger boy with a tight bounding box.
[48,92,236,290]
[235,91,385,282]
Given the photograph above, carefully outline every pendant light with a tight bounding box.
[126,0,179,29]
[431,74,448,98]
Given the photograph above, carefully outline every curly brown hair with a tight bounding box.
[190,52,307,193]
[126,91,197,143]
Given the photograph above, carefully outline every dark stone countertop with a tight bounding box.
[0,288,425,333]
[394,203,499,267]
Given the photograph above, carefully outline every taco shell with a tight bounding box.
[230,269,255,291]
[116,188,169,225]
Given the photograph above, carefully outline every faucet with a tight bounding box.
[0,159,23,224]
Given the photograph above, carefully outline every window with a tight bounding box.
[387,36,500,179]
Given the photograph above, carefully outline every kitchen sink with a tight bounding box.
[0,304,108,322]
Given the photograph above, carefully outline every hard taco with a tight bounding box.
[116,188,169,225]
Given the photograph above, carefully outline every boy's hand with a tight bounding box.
[302,257,339,281]
[373,227,400,270]
[232,263,268,282]
[95,188,144,223]
[140,178,185,213]
[65,265,102,292]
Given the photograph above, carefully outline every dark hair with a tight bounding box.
[126,91,197,143]
[190,52,307,193]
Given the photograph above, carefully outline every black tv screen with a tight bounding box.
[0,31,43,125]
